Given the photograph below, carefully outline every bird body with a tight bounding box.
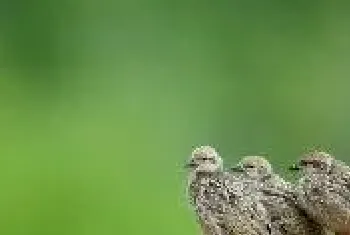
[188,171,271,235]
[232,155,327,235]
[186,146,273,235]
[291,151,350,234]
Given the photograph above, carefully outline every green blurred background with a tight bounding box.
[1,1,350,234]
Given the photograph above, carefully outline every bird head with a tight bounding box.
[185,146,223,174]
[289,151,334,175]
[231,156,273,180]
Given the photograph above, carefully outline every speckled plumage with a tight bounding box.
[186,146,273,235]
[292,151,350,234]
[233,155,327,235]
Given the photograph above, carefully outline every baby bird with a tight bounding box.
[185,146,274,235]
[290,151,350,235]
[232,155,327,235]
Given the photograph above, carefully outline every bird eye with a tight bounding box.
[199,157,210,161]
[311,161,321,168]
[245,165,254,169]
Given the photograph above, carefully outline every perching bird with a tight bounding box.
[231,155,327,235]
[185,146,274,235]
[290,150,350,235]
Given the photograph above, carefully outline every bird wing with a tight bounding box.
[224,208,272,235]
[199,219,213,235]
[221,182,273,235]
[306,179,350,230]
[330,161,350,202]
[260,181,298,207]
[195,200,224,235]
[199,218,223,235]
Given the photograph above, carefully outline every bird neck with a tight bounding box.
[187,171,222,189]
[260,173,272,182]
[189,170,219,181]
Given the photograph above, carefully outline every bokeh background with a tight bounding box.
[1,1,350,235]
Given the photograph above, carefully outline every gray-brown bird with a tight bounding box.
[290,151,350,235]
[185,146,275,235]
[232,155,328,235]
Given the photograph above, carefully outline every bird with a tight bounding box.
[289,150,350,235]
[231,155,328,235]
[185,146,275,235]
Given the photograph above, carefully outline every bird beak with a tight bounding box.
[288,164,301,171]
[184,161,197,169]
[230,165,244,172]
